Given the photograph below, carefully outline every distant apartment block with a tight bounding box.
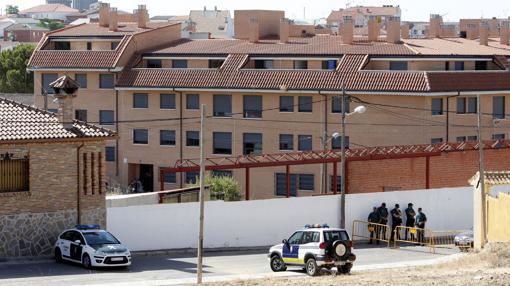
[73,0,98,11]
[46,0,72,7]
[189,6,233,38]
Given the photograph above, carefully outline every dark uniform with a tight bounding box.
[390,204,403,242]
[405,203,416,240]
[367,207,381,244]
[415,208,427,245]
[376,203,389,240]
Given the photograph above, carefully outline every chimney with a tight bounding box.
[429,14,442,38]
[137,4,148,29]
[368,15,379,42]
[49,76,80,130]
[401,21,410,39]
[99,2,110,27]
[279,18,290,43]
[340,16,354,44]
[500,20,510,45]
[109,7,118,31]
[386,16,401,43]
[479,21,489,46]
[466,23,479,40]
[248,17,259,43]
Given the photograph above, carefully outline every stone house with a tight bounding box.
[0,76,115,258]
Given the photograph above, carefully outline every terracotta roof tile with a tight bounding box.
[337,54,368,72]
[49,22,171,37]
[0,98,115,143]
[427,72,510,92]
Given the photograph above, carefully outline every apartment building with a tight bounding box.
[28,5,510,199]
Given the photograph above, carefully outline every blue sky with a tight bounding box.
[2,0,509,22]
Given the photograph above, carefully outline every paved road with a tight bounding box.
[0,245,459,286]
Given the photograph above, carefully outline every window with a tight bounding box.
[209,59,224,68]
[172,59,187,68]
[213,132,232,154]
[254,60,273,69]
[322,60,337,70]
[330,175,342,193]
[389,61,408,70]
[186,131,200,147]
[75,109,87,122]
[286,231,303,244]
[492,134,505,140]
[467,135,478,142]
[431,98,443,115]
[455,62,465,70]
[243,133,262,155]
[298,174,314,191]
[133,93,148,108]
[86,42,92,50]
[456,136,466,142]
[133,129,149,144]
[293,60,308,69]
[298,135,312,151]
[160,130,176,146]
[161,170,176,183]
[332,136,349,149]
[332,96,349,113]
[279,134,293,150]
[213,95,232,117]
[301,231,320,244]
[0,156,29,192]
[444,62,450,70]
[54,41,70,50]
[279,96,294,112]
[147,59,162,68]
[99,110,114,125]
[186,94,199,110]
[467,97,477,114]
[111,41,119,50]
[48,108,58,113]
[41,73,58,94]
[99,74,114,89]
[431,138,443,144]
[186,171,199,184]
[298,96,313,112]
[212,170,232,177]
[456,98,466,114]
[324,230,349,243]
[475,61,488,70]
[75,74,87,89]
[275,173,297,196]
[160,94,176,109]
[243,95,262,118]
[493,96,505,119]
[105,146,115,162]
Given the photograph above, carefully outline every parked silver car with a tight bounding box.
[454,230,473,251]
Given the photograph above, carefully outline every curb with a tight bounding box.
[132,246,270,257]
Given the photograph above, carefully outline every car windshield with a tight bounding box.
[323,230,349,242]
[83,231,120,245]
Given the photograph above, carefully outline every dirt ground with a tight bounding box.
[207,243,510,286]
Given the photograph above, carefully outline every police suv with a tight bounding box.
[268,224,356,276]
[54,225,131,268]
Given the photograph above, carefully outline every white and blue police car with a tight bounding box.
[54,224,131,269]
[268,224,356,276]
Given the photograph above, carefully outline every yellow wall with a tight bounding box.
[487,192,510,242]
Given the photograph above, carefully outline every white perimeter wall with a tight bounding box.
[107,187,473,251]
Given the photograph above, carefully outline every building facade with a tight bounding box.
[73,0,98,11]
[28,5,510,199]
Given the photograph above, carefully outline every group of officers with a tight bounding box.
[367,203,428,245]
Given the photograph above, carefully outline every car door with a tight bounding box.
[299,231,320,261]
[282,231,302,264]
[69,231,85,262]
[58,231,73,259]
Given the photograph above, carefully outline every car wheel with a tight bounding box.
[82,254,92,269]
[338,263,352,274]
[305,258,319,276]
[270,256,287,272]
[54,248,63,263]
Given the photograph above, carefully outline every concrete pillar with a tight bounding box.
[480,22,489,46]
[500,20,509,45]
[401,22,410,39]
[429,14,442,38]
[137,4,148,28]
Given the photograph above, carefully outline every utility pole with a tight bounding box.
[476,94,487,246]
[340,90,347,229]
[197,104,206,284]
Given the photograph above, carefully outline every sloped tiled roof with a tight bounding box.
[0,98,115,143]
[470,171,510,186]
[20,4,78,14]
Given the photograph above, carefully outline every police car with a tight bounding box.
[268,224,356,276]
[54,225,131,269]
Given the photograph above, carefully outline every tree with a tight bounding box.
[195,175,242,201]
[0,44,35,93]
[38,19,65,31]
[5,5,19,15]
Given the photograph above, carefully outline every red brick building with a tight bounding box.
[4,23,48,43]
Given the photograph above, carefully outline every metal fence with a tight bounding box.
[352,220,391,247]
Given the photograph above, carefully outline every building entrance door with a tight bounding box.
[139,164,154,192]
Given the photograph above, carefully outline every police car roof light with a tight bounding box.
[304,223,329,229]
[75,224,100,230]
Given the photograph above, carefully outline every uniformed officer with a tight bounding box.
[405,203,416,240]
[367,207,381,244]
[415,207,428,245]
[376,203,389,240]
[390,204,403,242]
